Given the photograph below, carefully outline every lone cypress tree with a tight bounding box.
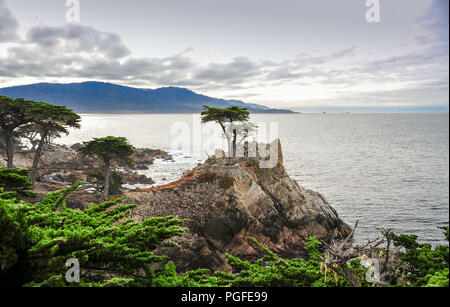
[201,106,250,165]
[78,136,133,201]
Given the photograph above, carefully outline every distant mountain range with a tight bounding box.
[0,81,295,114]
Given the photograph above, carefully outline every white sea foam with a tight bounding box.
[122,150,204,190]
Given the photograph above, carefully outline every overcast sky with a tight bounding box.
[0,0,448,110]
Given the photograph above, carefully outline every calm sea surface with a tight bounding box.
[58,113,449,245]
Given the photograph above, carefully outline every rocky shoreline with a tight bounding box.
[0,143,172,207]
[126,140,350,272]
[1,140,350,272]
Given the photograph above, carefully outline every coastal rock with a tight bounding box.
[1,144,166,207]
[130,148,172,170]
[126,139,350,272]
[121,171,155,185]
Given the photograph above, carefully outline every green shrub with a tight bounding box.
[390,226,449,287]
[0,181,185,287]
[425,268,449,287]
[0,168,36,200]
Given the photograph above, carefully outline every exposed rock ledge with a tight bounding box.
[0,144,170,208]
[125,140,350,272]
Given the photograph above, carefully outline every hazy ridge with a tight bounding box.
[0,81,295,114]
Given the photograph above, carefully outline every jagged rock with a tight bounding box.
[126,139,350,272]
[130,148,172,170]
[120,171,155,185]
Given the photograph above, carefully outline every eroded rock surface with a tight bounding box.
[126,140,350,272]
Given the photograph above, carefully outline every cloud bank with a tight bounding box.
[0,0,448,109]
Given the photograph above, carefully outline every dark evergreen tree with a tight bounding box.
[201,106,250,165]
[0,97,34,168]
[78,137,133,201]
[27,102,81,183]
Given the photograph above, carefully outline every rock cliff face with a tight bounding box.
[126,140,350,272]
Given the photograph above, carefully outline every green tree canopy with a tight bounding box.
[390,227,449,287]
[0,97,34,168]
[0,168,35,200]
[78,136,133,201]
[27,102,81,183]
[201,106,250,165]
[0,181,185,287]
[0,97,81,176]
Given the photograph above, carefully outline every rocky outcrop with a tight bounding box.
[2,139,350,271]
[0,144,168,207]
[129,148,173,170]
[126,140,350,272]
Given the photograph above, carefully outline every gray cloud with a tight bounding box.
[27,24,131,59]
[194,57,263,82]
[1,38,446,98]
[0,0,19,42]
[0,0,448,109]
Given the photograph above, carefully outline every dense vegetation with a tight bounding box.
[0,168,35,200]
[389,229,449,287]
[0,173,447,287]
[0,180,185,287]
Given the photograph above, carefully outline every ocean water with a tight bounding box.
[58,113,449,245]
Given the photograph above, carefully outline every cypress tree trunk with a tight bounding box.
[102,159,111,201]
[30,131,48,185]
[219,122,233,166]
[226,134,233,166]
[4,132,14,169]
[232,129,237,159]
